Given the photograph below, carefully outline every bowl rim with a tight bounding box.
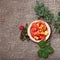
[27,20,51,43]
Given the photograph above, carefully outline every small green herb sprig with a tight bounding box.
[54,12,60,33]
[34,1,54,23]
[20,24,30,41]
[37,41,54,58]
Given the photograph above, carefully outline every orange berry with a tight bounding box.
[33,36,39,40]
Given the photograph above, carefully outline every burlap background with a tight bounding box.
[0,0,60,60]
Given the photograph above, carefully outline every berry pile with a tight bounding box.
[30,21,48,40]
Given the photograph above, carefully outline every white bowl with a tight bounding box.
[27,20,51,43]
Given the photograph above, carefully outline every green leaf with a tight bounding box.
[25,34,30,41]
[37,48,48,58]
[38,41,46,48]
[40,3,44,7]
[37,49,43,57]
[58,12,60,16]
[45,42,51,47]
[46,47,54,54]
[57,16,60,21]
[38,41,51,48]
[20,31,25,41]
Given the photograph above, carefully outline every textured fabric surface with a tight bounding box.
[0,0,60,60]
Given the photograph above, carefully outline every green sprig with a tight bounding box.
[37,41,54,58]
[34,1,54,23]
[20,24,30,41]
[54,12,60,33]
